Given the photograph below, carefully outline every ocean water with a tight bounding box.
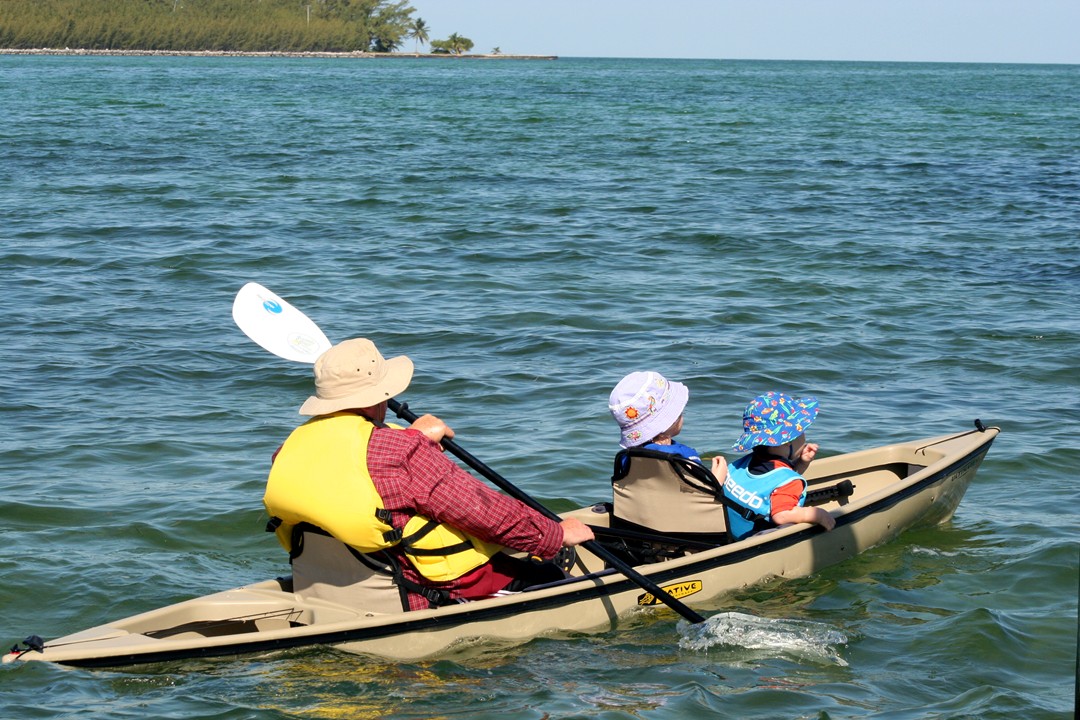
[1,55,1077,718]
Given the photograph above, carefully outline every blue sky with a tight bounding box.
[407,0,1080,64]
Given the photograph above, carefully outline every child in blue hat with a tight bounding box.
[723,391,836,541]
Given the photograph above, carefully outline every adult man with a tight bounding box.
[264,337,594,610]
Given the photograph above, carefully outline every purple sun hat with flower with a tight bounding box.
[608,371,689,448]
[731,391,819,453]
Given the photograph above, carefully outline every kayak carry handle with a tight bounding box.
[806,479,855,506]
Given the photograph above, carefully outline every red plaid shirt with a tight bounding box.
[367,427,564,610]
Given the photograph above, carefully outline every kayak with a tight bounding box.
[5,423,997,668]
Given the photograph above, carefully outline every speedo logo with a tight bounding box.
[637,580,702,606]
[724,476,766,509]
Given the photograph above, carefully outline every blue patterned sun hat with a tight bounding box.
[731,391,819,453]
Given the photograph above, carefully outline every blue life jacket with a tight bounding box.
[642,440,702,464]
[723,454,806,541]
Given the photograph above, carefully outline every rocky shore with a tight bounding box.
[0,48,557,60]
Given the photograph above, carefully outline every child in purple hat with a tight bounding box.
[723,391,836,541]
[608,371,728,480]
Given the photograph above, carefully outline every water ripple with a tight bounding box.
[1,56,1077,719]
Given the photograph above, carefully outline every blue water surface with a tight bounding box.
[1,55,1077,719]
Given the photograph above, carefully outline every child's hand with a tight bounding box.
[813,506,836,531]
[710,455,728,482]
[798,442,819,465]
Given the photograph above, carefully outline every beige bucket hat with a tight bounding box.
[298,338,414,416]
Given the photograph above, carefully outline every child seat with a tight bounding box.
[610,448,731,545]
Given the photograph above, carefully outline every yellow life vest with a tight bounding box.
[264,412,501,582]
[400,515,504,583]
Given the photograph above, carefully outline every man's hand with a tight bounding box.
[559,517,595,547]
[408,414,455,448]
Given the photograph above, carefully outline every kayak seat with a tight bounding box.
[609,448,731,552]
[290,524,411,614]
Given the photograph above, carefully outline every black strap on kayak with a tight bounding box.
[390,571,451,608]
[915,418,991,453]
[292,523,452,609]
[612,447,723,499]
[593,521,725,551]
[342,544,450,609]
[8,635,45,659]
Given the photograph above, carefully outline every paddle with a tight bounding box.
[232,283,707,624]
[231,283,333,363]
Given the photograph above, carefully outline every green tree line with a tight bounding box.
[0,0,422,53]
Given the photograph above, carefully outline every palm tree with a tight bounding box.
[446,32,473,55]
[408,17,429,54]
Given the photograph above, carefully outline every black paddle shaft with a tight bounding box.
[389,400,707,624]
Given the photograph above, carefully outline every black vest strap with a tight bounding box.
[398,518,473,557]
[339,542,451,608]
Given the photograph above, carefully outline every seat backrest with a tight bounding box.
[291,528,408,614]
[611,449,729,538]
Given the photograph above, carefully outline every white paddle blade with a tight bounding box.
[232,282,333,364]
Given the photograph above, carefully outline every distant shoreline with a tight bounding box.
[0,48,557,60]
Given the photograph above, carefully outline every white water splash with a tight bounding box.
[678,612,849,666]
[910,545,964,558]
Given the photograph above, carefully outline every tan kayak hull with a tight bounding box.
[5,426,997,667]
